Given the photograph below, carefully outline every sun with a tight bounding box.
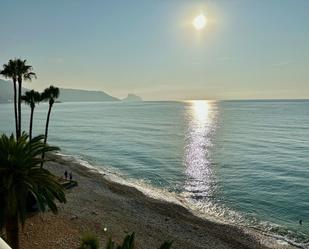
[193,14,207,30]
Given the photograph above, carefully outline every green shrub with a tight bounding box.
[80,232,173,249]
[105,233,173,249]
[105,233,134,249]
[80,233,100,249]
[105,238,117,249]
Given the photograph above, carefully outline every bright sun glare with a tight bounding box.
[192,100,209,124]
[193,14,207,30]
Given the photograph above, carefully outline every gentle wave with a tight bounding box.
[55,151,309,248]
[1,101,309,247]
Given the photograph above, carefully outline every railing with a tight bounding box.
[0,237,11,249]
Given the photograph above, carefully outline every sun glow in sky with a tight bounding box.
[193,14,207,30]
[0,1,309,100]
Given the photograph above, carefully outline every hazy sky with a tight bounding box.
[0,0,308,100]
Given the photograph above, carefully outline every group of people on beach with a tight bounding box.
[64,170,73,181]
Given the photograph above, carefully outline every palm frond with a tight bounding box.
[21,90,41,107]
[0,133,66,226]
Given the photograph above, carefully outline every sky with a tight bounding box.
[0,0,308,100]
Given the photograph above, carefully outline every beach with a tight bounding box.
[1,101,307,246]
[19,154,296,249]
[1,1,309,248]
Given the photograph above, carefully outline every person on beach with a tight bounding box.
[64,170,68,180]
[299,220,302,225]
[69,172,72,182]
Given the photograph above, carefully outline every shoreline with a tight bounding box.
[21,154,298,249]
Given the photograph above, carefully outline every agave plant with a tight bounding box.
[0,133,66,249]
[104,233,172,249]
[105,233,134,249]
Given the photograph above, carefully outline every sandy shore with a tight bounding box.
[20,154,297,249]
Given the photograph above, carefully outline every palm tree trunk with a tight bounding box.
[29,107,34,141]
[17,80,22,139]
[41,104,52,168]
[13,80,19,138]
[5,215,19,249]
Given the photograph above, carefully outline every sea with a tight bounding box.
[0,100,308,246]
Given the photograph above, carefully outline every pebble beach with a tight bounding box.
[18,154,299,249]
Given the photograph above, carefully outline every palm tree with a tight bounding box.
[1,60,18,137]
[41,85,60,167]
[15,59,37,138]
[21,90,41,140]
[0,133,66,249]
[0,59,36,139]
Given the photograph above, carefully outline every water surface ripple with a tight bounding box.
[1,100,308,244]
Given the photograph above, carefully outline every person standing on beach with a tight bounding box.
[64,170,68,180]
[69,172,72,182]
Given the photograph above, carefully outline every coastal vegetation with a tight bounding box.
[41,85,60,168]
[0,60,18,136]
[79,233,100,249]
[80,233,173,249]
[0,133,66,249]
[21,90,41,140]
[0,59,36,139]
[0,79,121,103]
[0,59,66,249]
[0,58,173,249]
[1,59,61,168]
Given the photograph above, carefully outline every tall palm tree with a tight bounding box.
[1,60,18,137]
[15,59,37,138]
[0,59,36,139]
[21,90,41,140]
[41,85,60,167]
[0,133,66,249]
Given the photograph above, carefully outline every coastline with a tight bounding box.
[20,154,298,249]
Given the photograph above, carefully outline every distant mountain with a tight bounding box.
[0,79,13,103]
[0,79,119,102]
[0,79,27,103]
[58,88,119,102]
[122,93,143,102]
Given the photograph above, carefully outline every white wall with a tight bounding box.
[0,237,11,249]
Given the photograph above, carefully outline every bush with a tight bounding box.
[80,233,100,249]
[80,232,173,249]
[105,233,172,249]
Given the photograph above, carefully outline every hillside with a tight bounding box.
[0,79,13,102]
[122,93,143,102]
[0,79,27,103]
[0,80,119,102]
[58,88,119,102]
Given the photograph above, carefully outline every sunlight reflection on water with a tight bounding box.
[184,100,218,200]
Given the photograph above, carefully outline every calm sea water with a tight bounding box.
[0,100,309,244]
